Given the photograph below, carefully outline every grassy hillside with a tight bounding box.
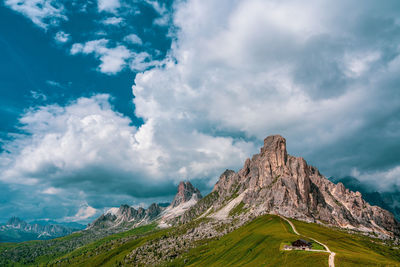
[1,215,399,266]
[292,219,400,266]
[0,224,159,266]
[166,215,328,267]
[50,215,329,267]
[49,223,162,266]
[167,215,400,267]
[0,231,86,266]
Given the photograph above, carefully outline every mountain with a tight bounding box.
[29,219,85,230]
[329,176,400,221]
[170,181,202,207]
[159,181,203,226]
[88,181,202,230]
[1,135,399,266]
[0,217,82,242]
[178,135,399,237]
[88,204,160,230]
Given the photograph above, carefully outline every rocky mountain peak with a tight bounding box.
[260,134,288,169]
[171,181,202,208]
[186,134,400,237]
[146,203,162,220]
[88,202,166,230]
[7,217,26,227]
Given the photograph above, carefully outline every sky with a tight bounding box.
[0,0,399,224]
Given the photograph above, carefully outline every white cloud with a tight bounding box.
[352,166,400,192]
[63,203,98,222]
[101,17,124,26]
[30,90,47,101]
[46,80,69,88]
[4,0,67,29]
[54,31,70,43]
[2,0,400,216]
[70,39,160,74]
[0,94,253,197]
[146,0,166,15]
[343,51,381,78]
[131,0,400,190]
[70,39,131,74]
[98,46,131,73]
[42,187,62,195]
[145,0,170,26]
[124,34,143,45]
[129,52,160,72]
[98,0,120,13]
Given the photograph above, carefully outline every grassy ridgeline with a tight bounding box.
[169,215,400,267]
[167,216,328,267]
[1,215,399,266]
[292,219,400,266]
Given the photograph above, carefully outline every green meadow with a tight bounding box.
[292,219,400,266]
[1,215,399,266]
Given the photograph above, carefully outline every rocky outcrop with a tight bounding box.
[330,176,400,221]
[170,181,202,208]
[183,135,400,237]
[88,203,163,230]
[89,181,202,230]
[160,181,203,226]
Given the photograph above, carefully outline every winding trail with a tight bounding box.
[279,215,336,267]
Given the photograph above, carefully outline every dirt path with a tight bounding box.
[279,215,335,267]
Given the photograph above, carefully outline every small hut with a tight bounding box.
[291,239,312,250]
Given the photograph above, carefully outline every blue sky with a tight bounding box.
[0,0,400,223]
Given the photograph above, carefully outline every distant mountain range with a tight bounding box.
[0,217,85,242]
[329,176,400,221]
[88,181,201,230]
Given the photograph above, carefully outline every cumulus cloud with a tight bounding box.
[2,0,400,222]
[124,34,143,45]
[70,39,161,74]
[351,167,400,192]
[0,94,253,207]
[132,0,400,190]
[70,39,131,74]
[63,203,98,222]
[42,187,62,195]
[101,16,124,26]
[146,0,170,26]
[97,0,120,13]
[4,0,67,29]
[54,31,70,43]
[30,90,47,101]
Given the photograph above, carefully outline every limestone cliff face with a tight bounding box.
[88,204,162,230]
[199,135,399,236]
[89,182,202,230]
[170,181,202,208]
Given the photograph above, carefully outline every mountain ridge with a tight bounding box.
[178,135,399,237]
[88,181,203,230]
[1,135,399,266]
[330,176,400,221]
[0,216,82,242]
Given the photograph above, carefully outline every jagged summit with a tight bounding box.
[184,134,399,237]
[88,202,161,230]
[7,216,26,227]
[171,181,202,208]
[158,181,203,227]
[89,181,202,230]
